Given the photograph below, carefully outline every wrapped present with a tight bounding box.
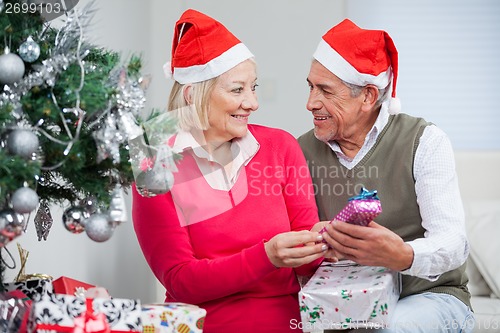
[3,244,54,301]
[298,262,401,331]
[319,188,382,247]
[28,293,142,332]
[84,287,111,299]
[329,188,381,227]
[52,276,96,296]
[3,276,54,301]
[141,303,206,333]
[334,188,381,226]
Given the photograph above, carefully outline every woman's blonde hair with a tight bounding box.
[167,78,218,131]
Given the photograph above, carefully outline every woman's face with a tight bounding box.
[204,59,258,143]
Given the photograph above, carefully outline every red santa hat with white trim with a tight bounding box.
[163,9,254,84]
[313,19,401,114]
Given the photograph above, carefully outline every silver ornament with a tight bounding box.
[0,213,5,231]
[134,144,177,198]
[108,185,127,225]
[11,187,39,214]
[7,129,39,159]
[85,213,114,242]
[0,209,25,247]
[92,115,121,164]
[18,36,41,63]
[0,48,25,85]
[80,196,99,215]
[34,201,53,241]
[135,169,174,197]
[118,110,143,140]
[114,69,147,117]
[0,209,24,226]
[62,206,89,234]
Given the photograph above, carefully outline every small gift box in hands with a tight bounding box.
[319,188,382,246]
[333,188,382,226]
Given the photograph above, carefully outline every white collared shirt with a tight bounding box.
[172,130,260,191]
[328,102,469,280]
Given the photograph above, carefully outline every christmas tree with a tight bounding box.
[0,0,177,285]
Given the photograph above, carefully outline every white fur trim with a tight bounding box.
[163,61,173,79]
[313,39,392,89]
[173,43,254,84]
[388,97,401,115]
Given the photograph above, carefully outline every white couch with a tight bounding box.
[464,201,500,332]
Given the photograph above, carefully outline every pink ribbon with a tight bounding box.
[72,299,110,333]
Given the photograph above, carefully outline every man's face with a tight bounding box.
[306,61,364,143]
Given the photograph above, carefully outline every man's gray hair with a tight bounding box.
[342,80,391,108]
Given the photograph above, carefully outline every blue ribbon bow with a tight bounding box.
[348,187,379,201]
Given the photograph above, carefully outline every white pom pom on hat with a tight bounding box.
[163,61,173,79]
[165,9,254,84]
[388,97,401,114]
[388,96,401,115]
[313,19,400,114]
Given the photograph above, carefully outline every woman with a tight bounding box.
[132,9,330,333]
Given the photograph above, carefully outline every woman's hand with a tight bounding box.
[264,230,327,268]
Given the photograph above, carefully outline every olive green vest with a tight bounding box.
[298,113,471,308]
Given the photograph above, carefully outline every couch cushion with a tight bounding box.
[464,201,500,299]
[466,258,493,297]
[470,296,500,332]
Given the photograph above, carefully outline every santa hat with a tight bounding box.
[164,9,254,84]
[313,19,401,114]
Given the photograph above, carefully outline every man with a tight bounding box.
[298,19,474,332]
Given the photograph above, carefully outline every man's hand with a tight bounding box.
[321,220,414,271]
[309,221,342,262]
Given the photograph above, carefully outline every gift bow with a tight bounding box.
[348,187,379,201]
[73,298,110,333]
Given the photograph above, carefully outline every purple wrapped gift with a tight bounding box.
[320,188,382,243]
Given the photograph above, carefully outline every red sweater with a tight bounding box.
[132,125,320,333]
